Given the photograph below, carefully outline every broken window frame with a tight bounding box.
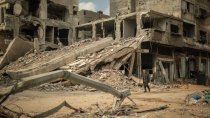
[170,24,180,35]
[183,22,195,38]
[182,1,194,15]
[73,5,78,16]
[198,8,209,19]
[142,18,154,29]
[47,2,68,21]
[198,30,207,44]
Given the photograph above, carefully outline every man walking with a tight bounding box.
[143,70,150,92]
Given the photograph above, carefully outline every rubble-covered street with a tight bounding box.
[2,84,210,118]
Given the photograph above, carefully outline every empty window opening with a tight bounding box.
[28,0,40,17]
[199,8,208,19]
[170,24,179,34]
[96,23,103,38]
[123,18,137,38]
[46,26,54,43]
[142,18,154,29]
[59,29,69,46]
[48,2,68,21]
[120,21,123,38]
[199,31,207,44]
[201,59,207,74]
[103,20,115,39]
[142,53,153,70]
[20,24,38,41]
[183,22,195,38]
[0,7,5,23]
[76,25,92,40]
[188,59,196,78]
[73,6,78,16]
[182,1,194,14]
[6,5,13,15]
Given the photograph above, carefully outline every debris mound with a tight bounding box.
[185,90,210,105]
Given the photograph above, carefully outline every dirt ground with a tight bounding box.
[2,84,210,118]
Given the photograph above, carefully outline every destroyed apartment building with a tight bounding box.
[76,0,210,85]
[0,0,79,68]
[77,10,110,40]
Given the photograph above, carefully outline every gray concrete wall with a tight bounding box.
[78,10,109,24]
[136,0,182,18]
[123,19,136,38]
[110,0,131,16]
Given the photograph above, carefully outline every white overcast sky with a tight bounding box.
[79,0,110,15]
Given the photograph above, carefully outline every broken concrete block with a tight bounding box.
[0,37,33,69]
[6,38,114,79]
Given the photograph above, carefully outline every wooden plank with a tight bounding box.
[158,61,170,83]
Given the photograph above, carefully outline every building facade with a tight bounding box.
[76,0,210,85]
[0,0,79,52]
[77,10,109,40]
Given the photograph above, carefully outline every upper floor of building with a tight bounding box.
[78,10,109,25]
[0,0,79,24]
[110,0,210,24]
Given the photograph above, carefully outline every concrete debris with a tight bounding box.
[33,69,138,92]
[0,37,33,69]
[2,39,93,72]
[90,70,138,90]
[186,90,210,105]
[59,37,142,73]
[3,38,114,79]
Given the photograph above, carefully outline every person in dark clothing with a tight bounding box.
[143,70,150,92]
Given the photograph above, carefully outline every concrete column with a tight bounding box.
[198,52,201,72]
[136,12,142,37]
[38,22,46,50]
[92,24,96,40]
[172,49,175,81]
[68,27,73,45]
[115,19,121,40]
[102,22,105,38]
[13,17,20,37]
[39,0,47,19]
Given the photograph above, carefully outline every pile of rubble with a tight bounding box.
[4,37,143,93]
[186,90,210,105]
[34,69,138,92]
[1,39,93,72]
[90,70,137,90]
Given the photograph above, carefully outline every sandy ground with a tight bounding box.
[2,84,210,118]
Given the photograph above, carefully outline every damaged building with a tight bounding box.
[77,10,109,40]
[0,0,79,53]
[76,0,210,85]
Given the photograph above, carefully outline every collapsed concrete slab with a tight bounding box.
[6,38,114,79]
[0,37,33,70]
